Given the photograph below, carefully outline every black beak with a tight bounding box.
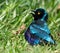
[30,10,36,15]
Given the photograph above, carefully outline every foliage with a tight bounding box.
[0,0,60,53]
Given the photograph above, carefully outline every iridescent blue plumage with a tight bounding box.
[24,8,55,45]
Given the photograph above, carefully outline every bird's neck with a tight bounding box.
[34,19,46,26]
[34,18,45,22]
[34,13,47,24]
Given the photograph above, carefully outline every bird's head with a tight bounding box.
[31,8,48,21]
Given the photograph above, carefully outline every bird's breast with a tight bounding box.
[35,20,45,27]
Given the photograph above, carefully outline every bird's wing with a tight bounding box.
[31,21,50,34]
[29,24,55,44]
[25,28,40,45]
[42,22,50,34]
[35,23,50,34]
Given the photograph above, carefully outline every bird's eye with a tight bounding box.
[38,12,40,15]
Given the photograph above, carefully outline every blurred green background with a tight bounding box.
[0,0,60,53]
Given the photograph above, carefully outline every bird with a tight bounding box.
[24,8,55,45]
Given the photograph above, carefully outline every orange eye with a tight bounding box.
[38,12,40,15]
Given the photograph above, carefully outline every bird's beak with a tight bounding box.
[30,10,35,15]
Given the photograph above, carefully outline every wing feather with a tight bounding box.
[29,23,55,44]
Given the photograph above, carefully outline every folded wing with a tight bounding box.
[29,23,55,44]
